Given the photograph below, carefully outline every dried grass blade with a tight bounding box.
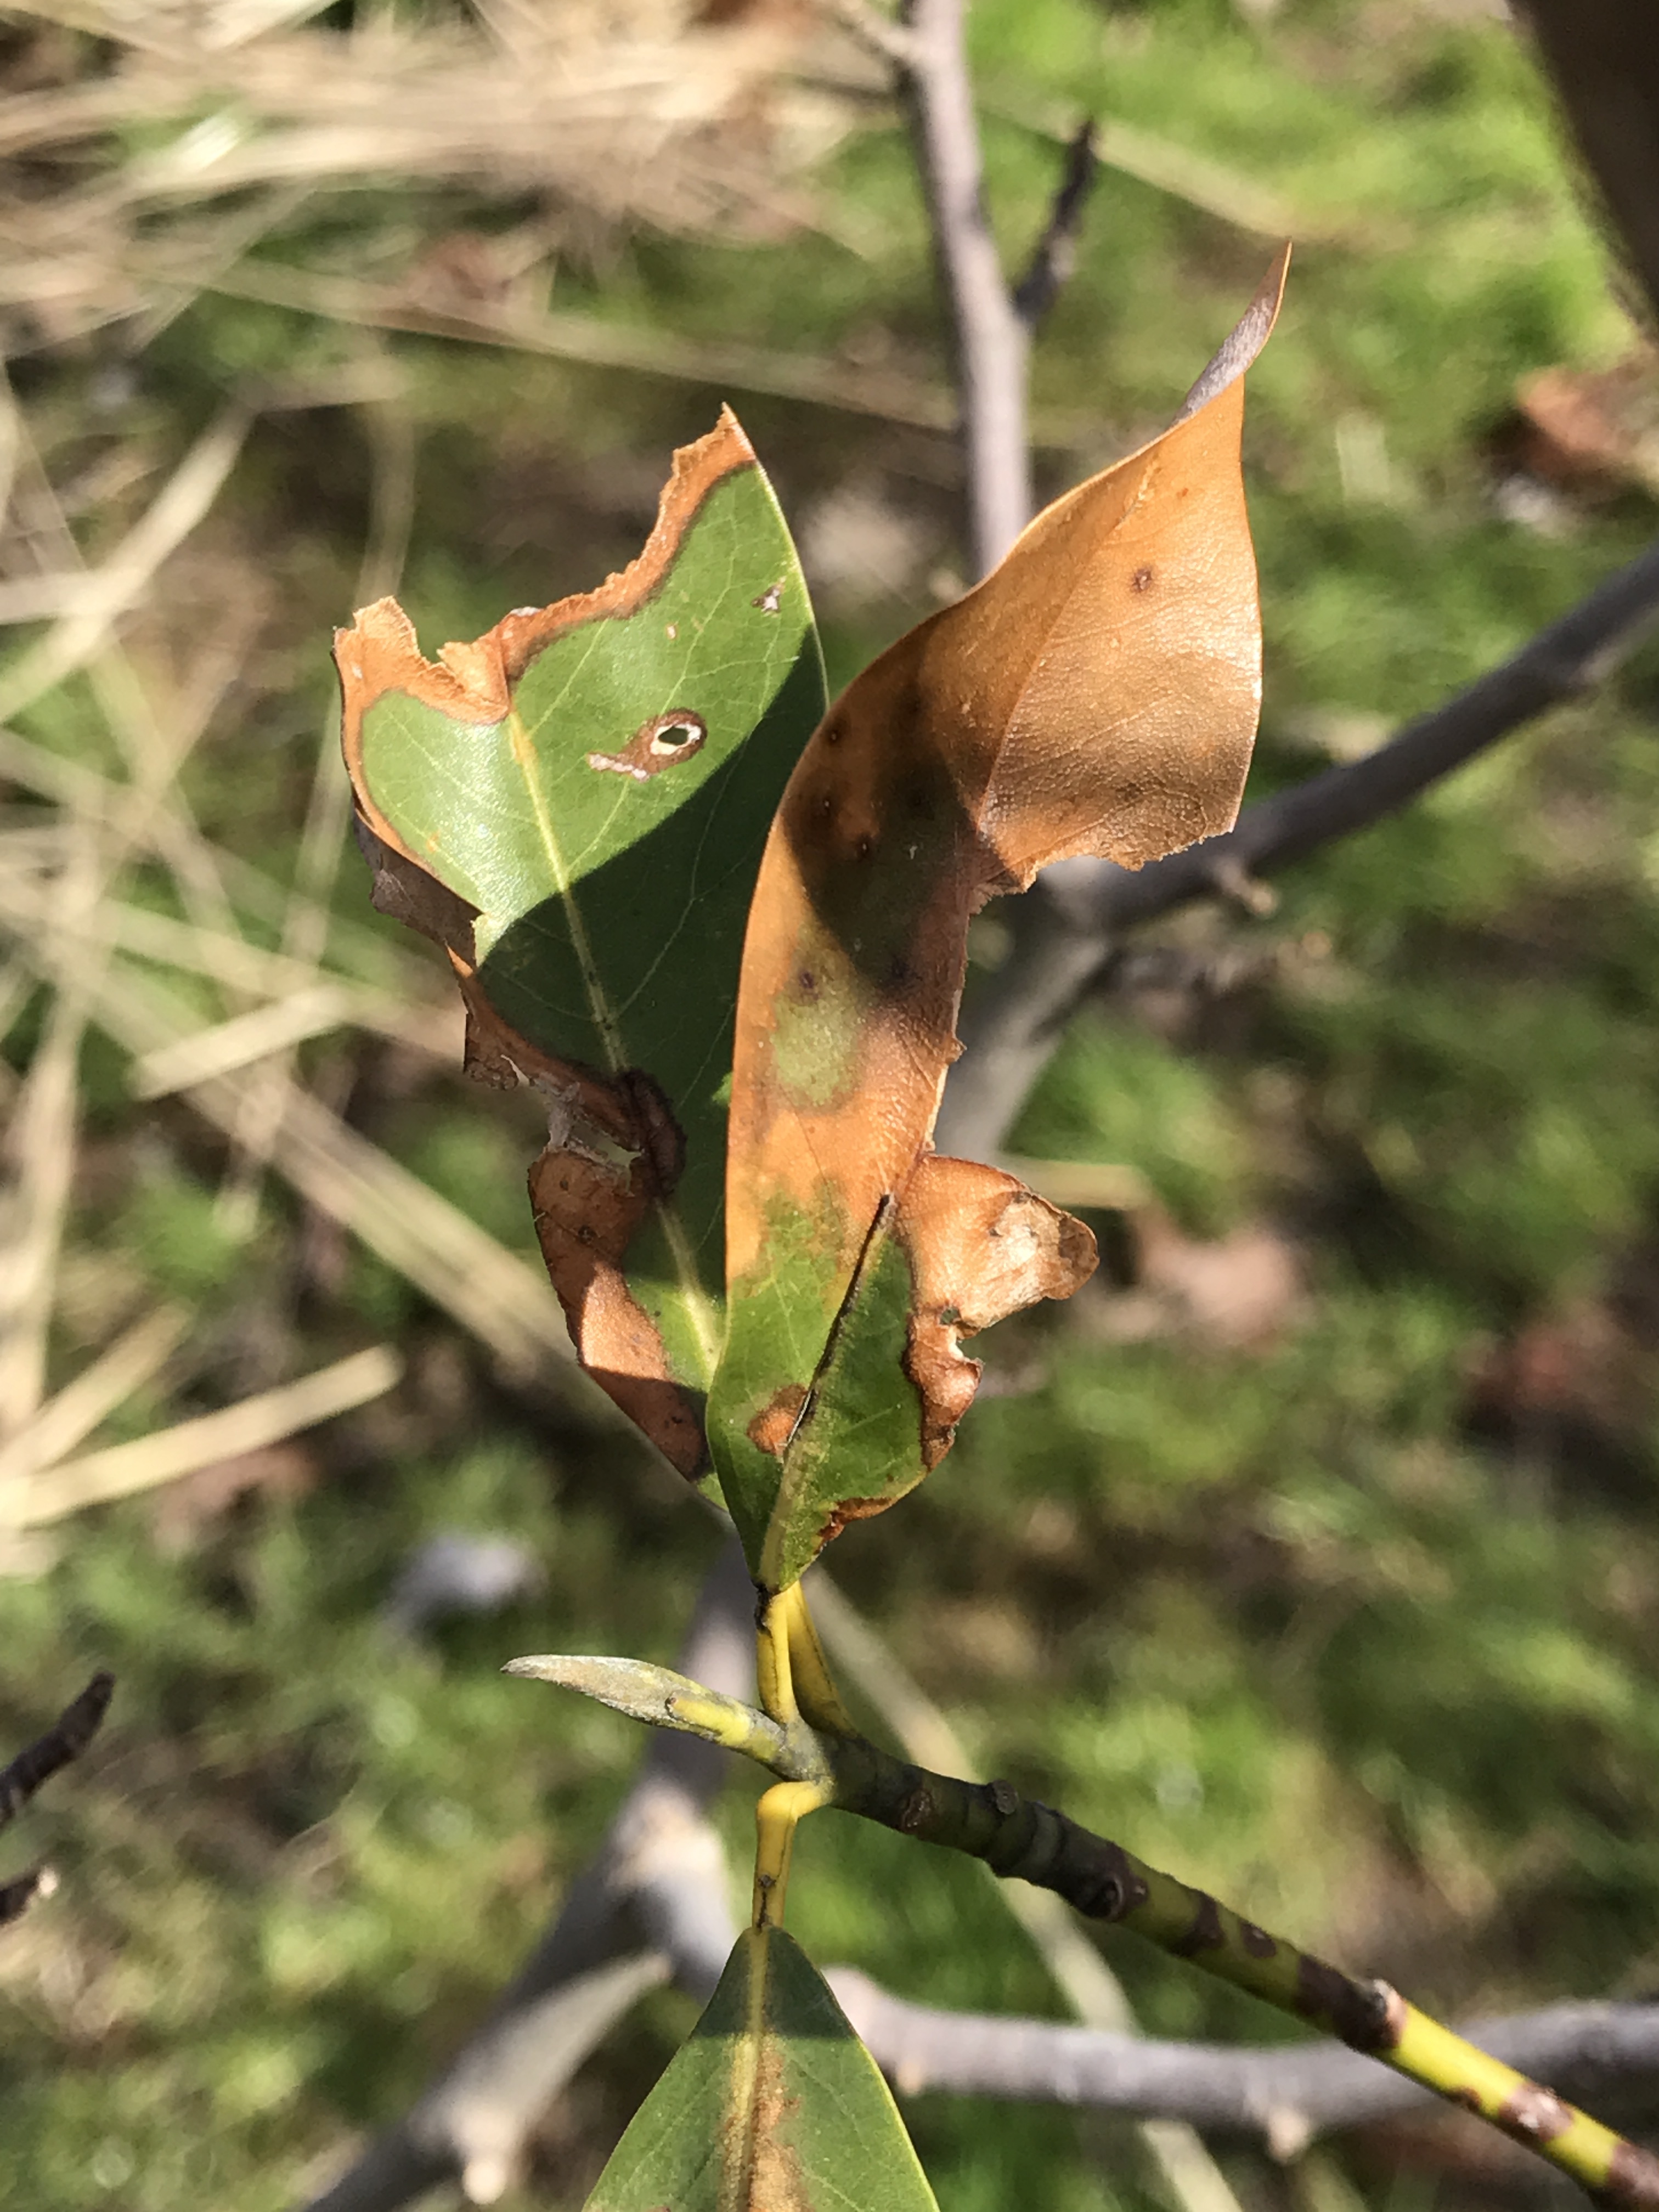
[201,261,958,430]
[218,372,414,1227]
[0,403,250,729]
[0,897,579,1389]
[0,990,85,1440]
[269,1087,575,1384]
[0,782,433,1003]
[0,836,99,1443]
[131,981,357,1097]
[14,1345,400,1527]
[0,1304,190,1491]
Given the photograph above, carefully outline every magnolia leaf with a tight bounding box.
[584,1926,939,2212]
[709,250,1290,1587]
[336,409,825,1481]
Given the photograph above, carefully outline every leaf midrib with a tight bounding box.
[509,707,723,1378]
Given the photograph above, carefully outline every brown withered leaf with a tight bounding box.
[708,250,1290,1588]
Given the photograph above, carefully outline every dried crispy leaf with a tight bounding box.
[336,409,826,1478]
[584,1926,939,2212]
[709,252,1290,1587]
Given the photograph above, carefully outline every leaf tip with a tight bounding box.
[1176,241,1291,424]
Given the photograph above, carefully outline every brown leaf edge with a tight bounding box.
[898,1154,1097,1469]
[333,408,761,1476]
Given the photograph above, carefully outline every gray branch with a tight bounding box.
[936,535,1659,1161]
[828,1974,1659,2153]
[898,0,1032,575]
[1013,121,1099,334]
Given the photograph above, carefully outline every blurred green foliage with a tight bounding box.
[5,0,1659,2207]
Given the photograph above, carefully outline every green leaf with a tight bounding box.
[336,409,825,1482]
[585,1927,939,2212]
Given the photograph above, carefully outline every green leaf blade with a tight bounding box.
[585,1928,939,2212]
[337,410,826,1480]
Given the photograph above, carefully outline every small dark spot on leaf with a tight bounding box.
[797,969,818,998]
[1131,565,1155,592]
[888,953,912,988]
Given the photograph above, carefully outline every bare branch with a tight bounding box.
[0,1863,57,1929]
[0,1671,113,1837]
[302,1545,751,2212]
[1013,121,1098,333]
[827,1977,1659,2148]
[898,0,1032,574]
[936,534,1659,1160]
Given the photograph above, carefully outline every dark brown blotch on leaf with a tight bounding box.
[529,1068,702,1478]
[588,709,709,782]
[814,1492,895,1550]
[529,1135,705,1479]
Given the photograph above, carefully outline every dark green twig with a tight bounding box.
[512,1654,1659,2207]
[0,1672,112,1835]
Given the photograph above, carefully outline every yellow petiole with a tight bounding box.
[752,1777,831,1929]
